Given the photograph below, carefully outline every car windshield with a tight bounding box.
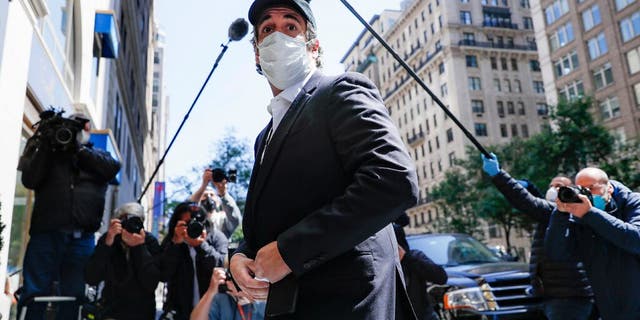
[408,234,502,267]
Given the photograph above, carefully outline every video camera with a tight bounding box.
[121,215,144,234]
[212,168,237,183]
[558,186,594,205]
[34,108,85,152]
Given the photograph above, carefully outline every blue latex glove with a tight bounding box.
[481,152,500,177]
[516,179,529,188]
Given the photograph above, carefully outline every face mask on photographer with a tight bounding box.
[589,183,610,210]
[545,187,558,202]
[258,31,313,90]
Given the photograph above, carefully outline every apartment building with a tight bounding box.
[342,0,549,254]
[532,0,640,141]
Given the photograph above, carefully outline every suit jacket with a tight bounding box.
[236,71,419,319]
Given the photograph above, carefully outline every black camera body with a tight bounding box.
[558,186,594,204]
[218,270,234,294]
[121,215,144,234]
[35,109,84,152]
[187,208,207,239]
[201,195,216,212]
[212,168,237,183]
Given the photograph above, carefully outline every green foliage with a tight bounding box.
[430,97,639,245]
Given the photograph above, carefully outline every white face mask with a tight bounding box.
[545,187,558,202]
[77,130,90,145]
[258,32,313,90]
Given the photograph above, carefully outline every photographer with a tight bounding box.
[191,168,242,239]
[161,202,228,320]
[547,167,640,320]
[17,112,120,319]
[84,202,163,320]
[481,154,593,319]
[190,268,265,320]
[394,224,447,320]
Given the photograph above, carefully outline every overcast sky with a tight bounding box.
[156,0,402,196]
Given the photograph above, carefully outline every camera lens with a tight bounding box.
[55,127,74,145]
[186,220,204,239]
[558,186,582,203]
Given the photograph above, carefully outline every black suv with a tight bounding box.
[407,233,544,319]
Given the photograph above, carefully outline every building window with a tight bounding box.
[530,60,541,71]
[616,0,635,11]
[593,62,614,89]
[510,58,518,70]
[634,83,640,106]
[448,152,456,166]
[554,50,580,77]
[523,17,534,29]
[439,62,445,74]
[545,0,569,25]
[511,124,519,136]
[517,102,526,115]
[469,77,482,90]
[521,0,530,8]
[441,83,448,97]
[475,123,488,136]
[497,101,505,117]
[466,55,478,67]
[500,124,508,137]
[533,81,545,93]
[446,128,454,142]
[582,4,602,31]
[549,22,575,52]
[620,11,640,42]
[521,124,529,138]
[537,103,549,115]
[627,46,640,74]
[471,100,485,113]
[587,32,608,60]
[501,58,508,70]
[504,79,512,92]
[600,97,621,120]
[494,78,502,91]
[490,57,498,69]
[514,80,522,92]
[558,80,585,101]
[507,101,515,114]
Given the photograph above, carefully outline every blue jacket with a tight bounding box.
[545,180,640,320]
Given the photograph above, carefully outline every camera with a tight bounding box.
[201,195,216,212]
[212,168,237,183]
[121,215,144,234]
[35,109,84,152]
[218,270,234,294]
[558,186,594,204]
[186,206,207,239]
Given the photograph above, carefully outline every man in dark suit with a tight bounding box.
[229,1,419,319]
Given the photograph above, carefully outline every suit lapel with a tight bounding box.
[250,72,322,208]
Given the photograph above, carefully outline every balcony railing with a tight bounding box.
[482,20,518,29]
[457,40,537,51]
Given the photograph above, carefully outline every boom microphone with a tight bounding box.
[138,18,247,203]
[229,18,249,41]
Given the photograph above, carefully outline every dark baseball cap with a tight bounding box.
[248,0,315,28]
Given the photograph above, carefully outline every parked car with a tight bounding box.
[407,233,543,319]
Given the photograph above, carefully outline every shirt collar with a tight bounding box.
[267,71,314,131]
